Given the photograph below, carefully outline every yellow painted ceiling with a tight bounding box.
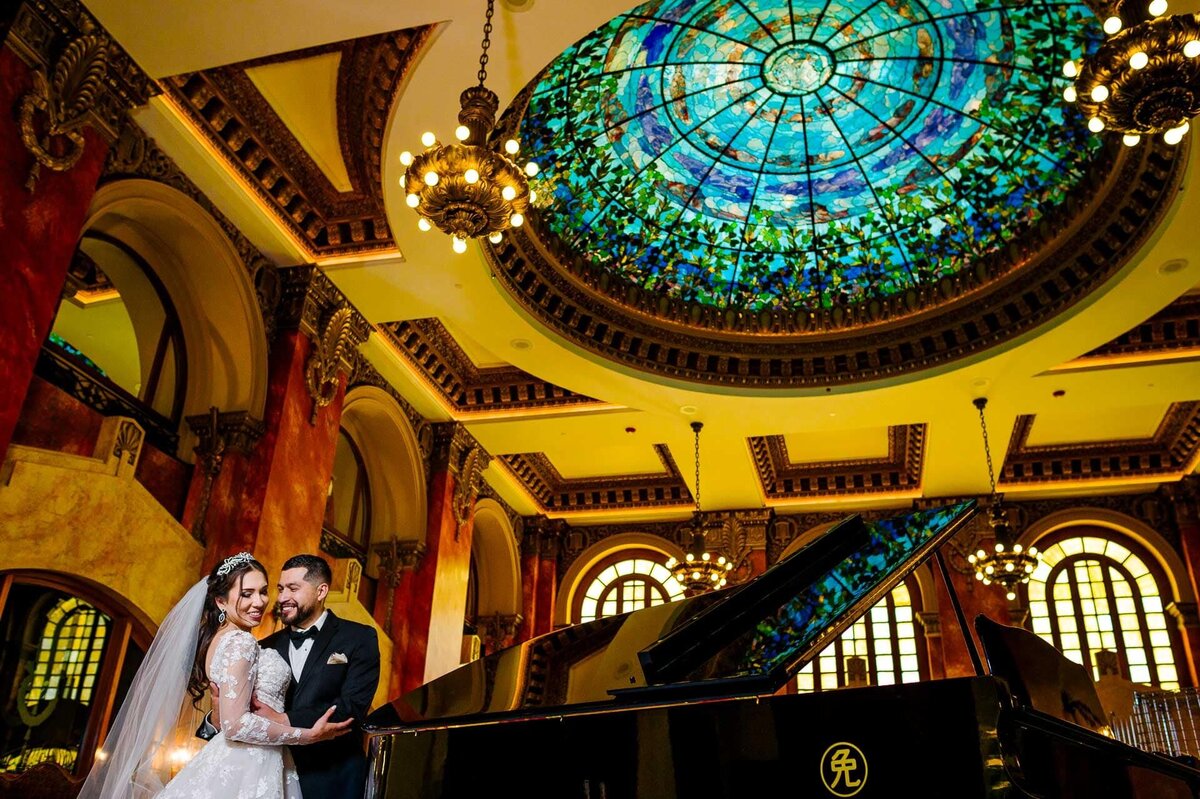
[782,427,892,465]
[1025,404,1171,446]
[87,0,1200,523]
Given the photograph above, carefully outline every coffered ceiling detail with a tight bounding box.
[379,318,604,415]
[748,425,926,502]
[1070,293,1200,365]
[1001,402,1200,486]
[161,25,432,258]
[499,444,693,514]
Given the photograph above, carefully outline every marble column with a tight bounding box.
[185,266,370,575]
[372,539,426,698]
[0,1,154,458]
[396,423,490,695]
[517,527,540,643]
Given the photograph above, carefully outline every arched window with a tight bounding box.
[48,234,187,434]
[796,580,926,693]
[0,573,149,777]
[574,551,686,623]
[1027,532,1182,689]
[323,428,371,552]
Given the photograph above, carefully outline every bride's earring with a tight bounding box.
[217,607,226,625]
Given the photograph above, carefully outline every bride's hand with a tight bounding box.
[302,706,354,744]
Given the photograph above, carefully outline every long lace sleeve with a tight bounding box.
[211,631,305,745]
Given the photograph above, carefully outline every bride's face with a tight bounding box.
[219,569,270,630]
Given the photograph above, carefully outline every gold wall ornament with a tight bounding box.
[304,306,357,424]
[111,418,143,466]
[1067,4,1200,144]
[451,434,491,534]
[18,34,110,190]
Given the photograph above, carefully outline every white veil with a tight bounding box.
[78,578,208,799]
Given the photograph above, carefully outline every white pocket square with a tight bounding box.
[327,652,348,665]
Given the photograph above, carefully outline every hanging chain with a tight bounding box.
[692,422,703,513]
[975,399,998,498]
[477,0,495,86]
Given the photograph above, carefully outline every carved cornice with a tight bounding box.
[1001,402,1200,486]
[485,88,1187,387]
[7,0,156,144]
[160,25,432,258]
[379,318,604,414]
[749,425,926,501]
[500,444,693,514]
[102,122,283,342]
[1073,294,1200,363]
[186,408,266,458]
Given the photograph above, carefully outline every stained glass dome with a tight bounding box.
[516,0,1103,312]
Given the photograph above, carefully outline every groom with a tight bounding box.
[260,554,380,798]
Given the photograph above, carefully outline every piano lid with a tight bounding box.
[365,500,977,730]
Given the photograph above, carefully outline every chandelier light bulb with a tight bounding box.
[1149,0,1167,16]
[455,125,470,141]
[1005,562,1015,572]
[452,236,467,254]
[525,161,540,177]
[1130,51,1149,69]
[501,185,517,201]
[1013,543,1023,554]
[505,139,520,155]
[399,150,414,166]
[406,193,420,208]
[1090,84,1110,102]
[717,555,726,565]
[1088,117,1106,132]
[464,168,480,184]
[1063,85,1077,102]
[1029,546,1038,557]
[1164,123,1189,145]
[968,553,978,564]
[686,553,695,562]
[1185,40,1200,59]
[418,218,432,232]
[424,171,440,186]
[1103,16,1123,34]
[995,542,1005,553]
[1025,564,1035,573]
[398,174,406,188]
[725,561,733,570]
[711,573,720,582]
[1123,133,1141,146]
[488,231,503,244]
[701,552,711,561]
[421,131,436,147]
[1006,591,1017,601]
[529,190,538,203]
[510,213,524,227]
[1063,59,1079,78]
[975,572,984,581]
[985,565,995,575]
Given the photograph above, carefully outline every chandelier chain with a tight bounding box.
[693,422,702,513]
[976,400,997,499]
[477,0,495,87]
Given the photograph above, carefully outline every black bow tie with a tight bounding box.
[289,627,319,647]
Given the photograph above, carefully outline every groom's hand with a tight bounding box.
[251,696,290,726]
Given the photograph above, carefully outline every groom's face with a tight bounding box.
[277,567,326,628]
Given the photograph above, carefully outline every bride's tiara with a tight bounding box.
[216,552,257,577]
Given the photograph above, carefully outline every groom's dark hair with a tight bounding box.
[283,553,332,586]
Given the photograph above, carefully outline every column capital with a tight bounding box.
[916,610,942,637]
[186,407,266,462]
[373,539,427,588]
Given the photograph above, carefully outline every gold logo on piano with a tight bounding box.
[820,741,867,797]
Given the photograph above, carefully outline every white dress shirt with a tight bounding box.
[287,609,328,681]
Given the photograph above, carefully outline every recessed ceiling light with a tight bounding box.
[679,405,698,415]
[509,338,532,350]
[1159,259,1188,275]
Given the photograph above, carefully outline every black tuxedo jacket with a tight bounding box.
[261,611,380,799]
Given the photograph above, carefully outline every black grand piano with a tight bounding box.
[363,501,1200,798]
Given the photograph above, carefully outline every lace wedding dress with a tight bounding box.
[158,630,303,799]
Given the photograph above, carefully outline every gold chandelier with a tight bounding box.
[1063,0,1200,145]
[399,0,538,253]
[966,398,1039,601]
[665,422,732,596]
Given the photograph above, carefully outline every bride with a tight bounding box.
[79,553,352,798]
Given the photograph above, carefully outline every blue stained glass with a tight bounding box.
[518,0,1103,311]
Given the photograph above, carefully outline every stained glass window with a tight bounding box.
[578,556,686,622]
[796,581,924,692]
[519,0,1102,311]
[27,598,108,706]
[1028,535,1180,689]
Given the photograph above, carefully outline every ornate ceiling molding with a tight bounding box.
[748,425,926,502]
[379,318,605,415]
[484,90,1187,388]
[1071,294,1200,364]
[1001,402,1200,486]
[160,25,432,259]
[499,444,692,514]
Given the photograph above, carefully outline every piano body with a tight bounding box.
[364,501,1200,798]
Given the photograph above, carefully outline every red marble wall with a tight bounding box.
[135,445,191,520]
[517,549,539,642]
[10,377,102,457]
[0,49,110,459]
[935,565,1009,678]
[534,554,556,636]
